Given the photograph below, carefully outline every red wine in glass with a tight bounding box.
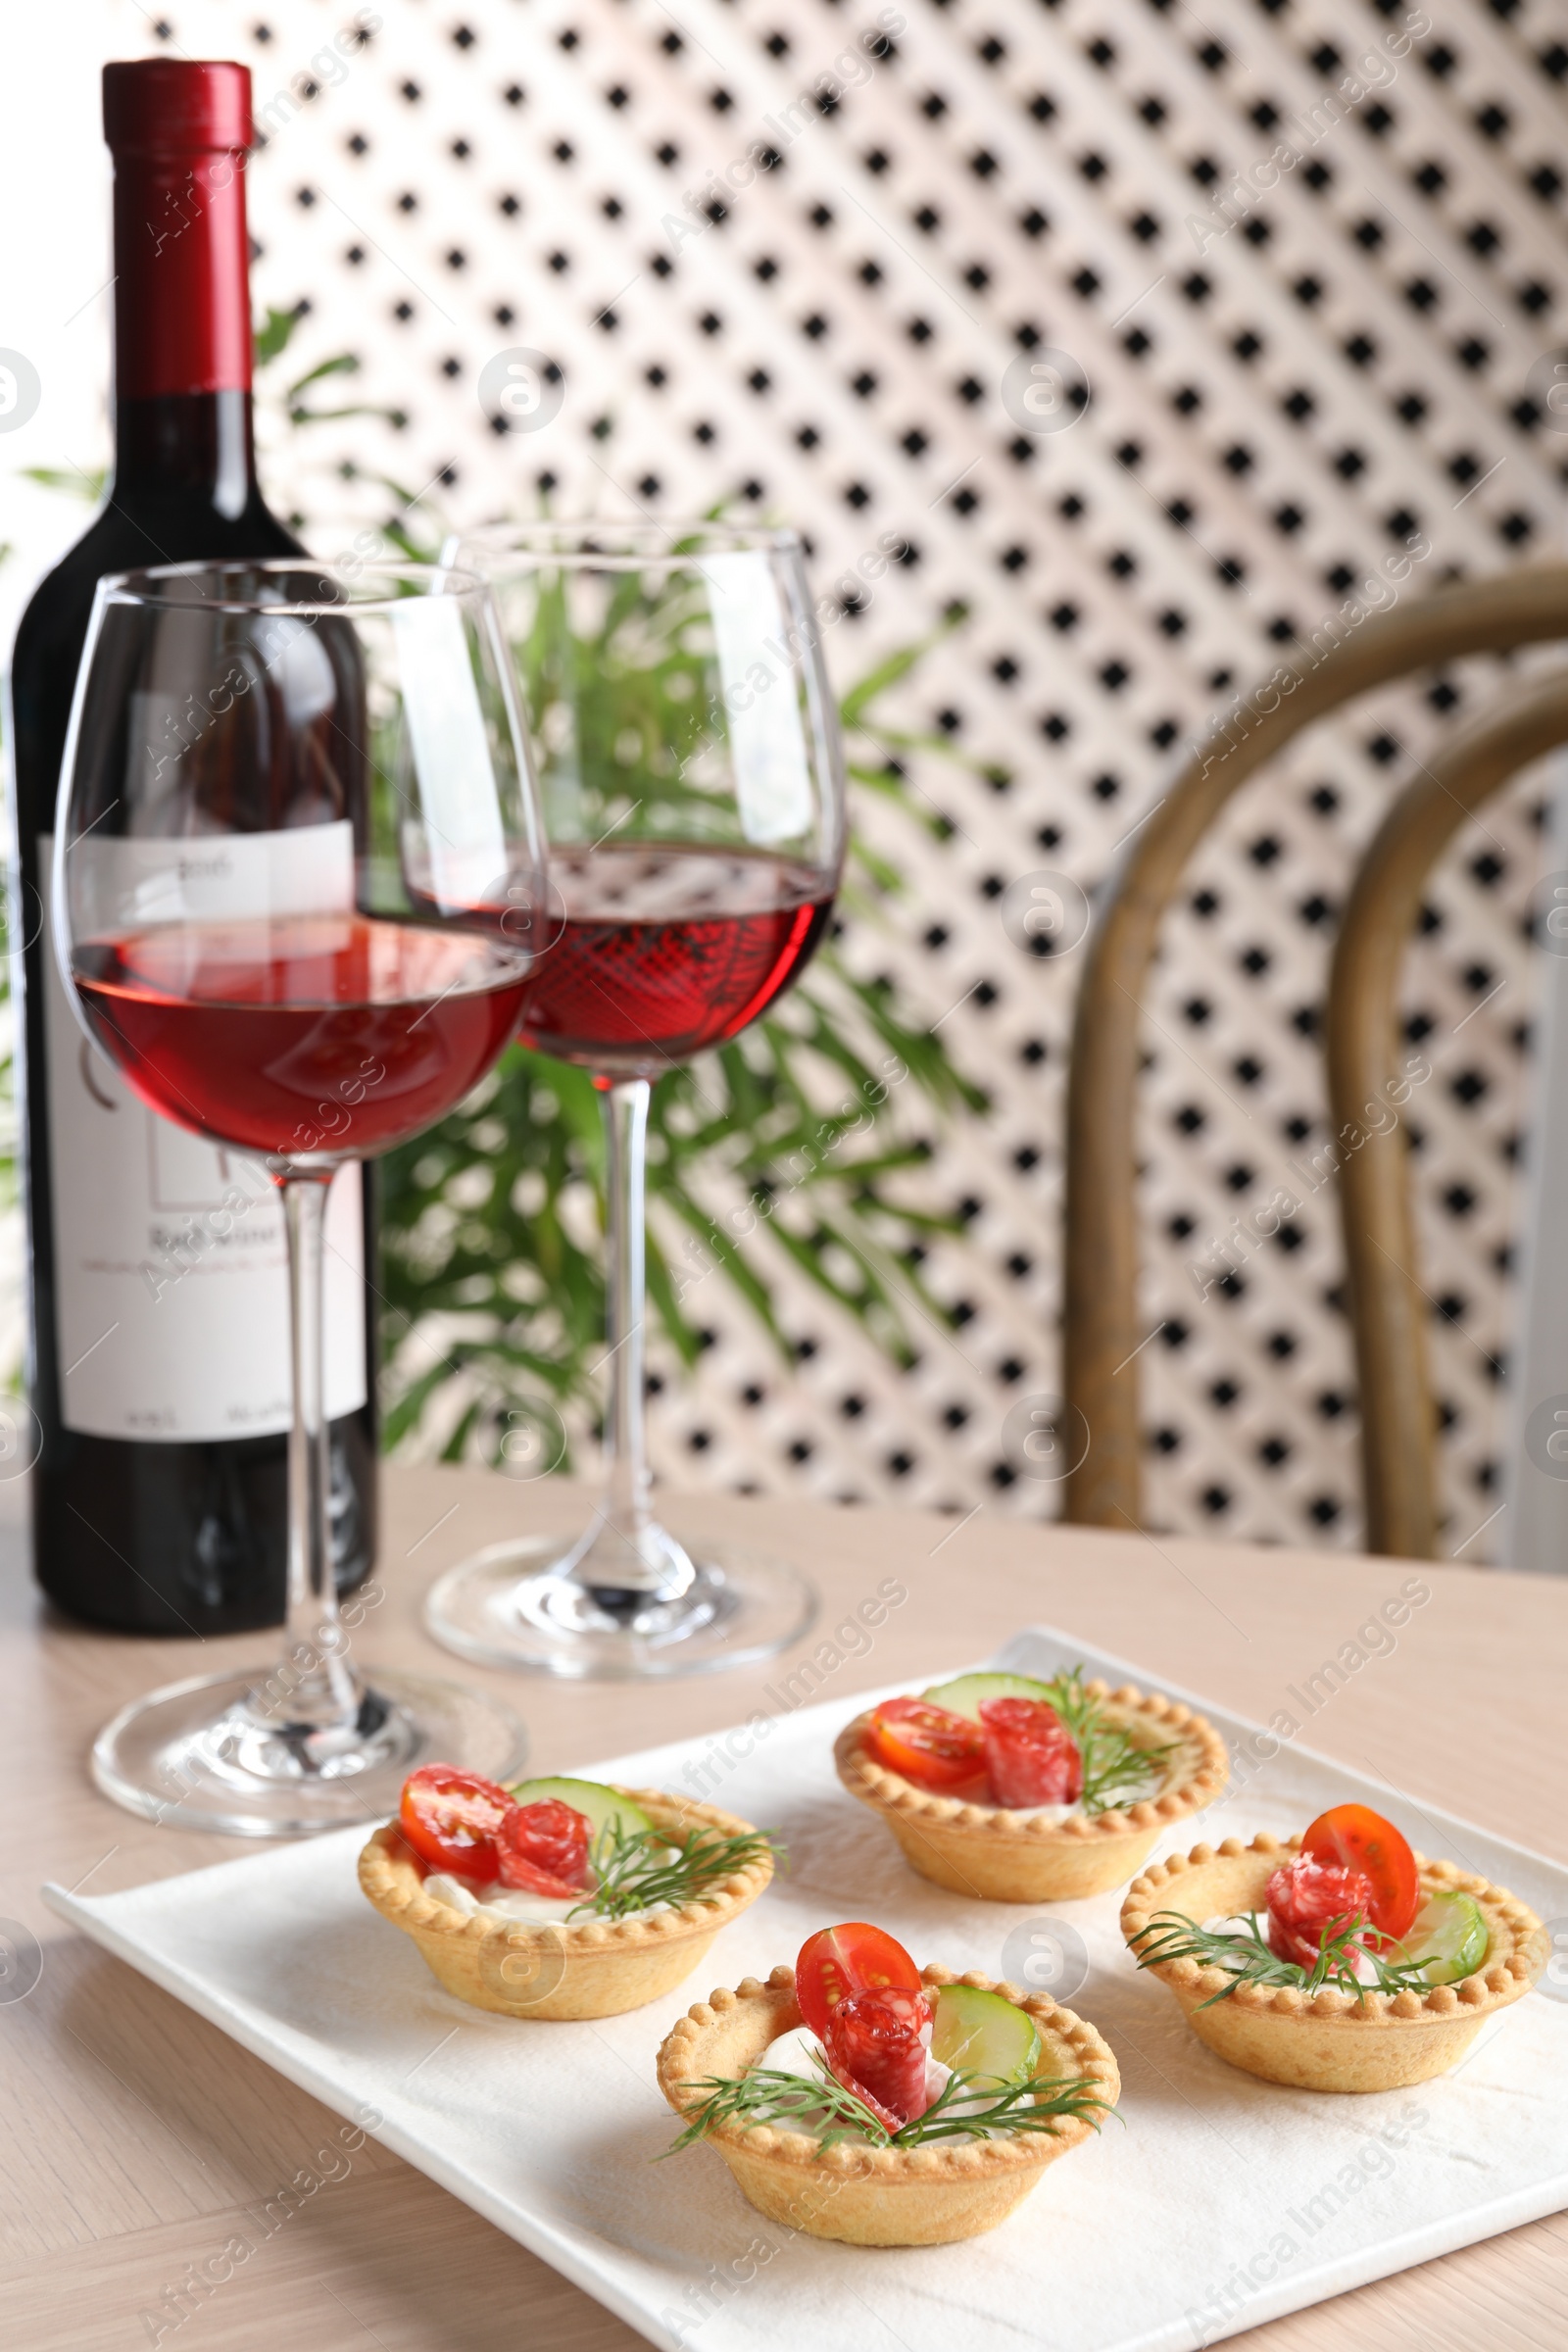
[422,520,846,1681]
[516,845,834,1074]
[74,914,533,1157]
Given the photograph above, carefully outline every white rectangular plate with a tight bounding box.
[44,1630,1568,2352]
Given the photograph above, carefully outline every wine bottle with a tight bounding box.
[5,58,378,1633]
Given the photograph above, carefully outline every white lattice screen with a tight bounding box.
[73,0,1568,1554]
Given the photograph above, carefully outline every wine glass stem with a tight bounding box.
[601,1079,653,1547]
[278,1169,360,1729]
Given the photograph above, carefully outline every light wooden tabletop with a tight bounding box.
[1,1464,1564,2351]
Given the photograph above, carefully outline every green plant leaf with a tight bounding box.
[20,466,104,503]
[285,352,361,397]
[254,304,307,367]
[837,607,966,728]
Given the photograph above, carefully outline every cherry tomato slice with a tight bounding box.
[795,1922,923,2041]
[1300,1802,1419,1940]
[867,1697,987,1790]
[399,1765,515,1878]
[823,1984,934,2130]
[1265,1855,1377,1967]
[495,1797,591,1897]
[979,1696,1083,1807]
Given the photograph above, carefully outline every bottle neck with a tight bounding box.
[111,147,253,401]
[108,136,258,524]
[111,389,259,521]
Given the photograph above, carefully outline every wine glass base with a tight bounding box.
[90,1665,526,1838]
[423,1533,817,1680]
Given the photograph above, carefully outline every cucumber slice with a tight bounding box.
[930,1984,1043,2088]
[1396,1890,1489,1985]
[506,1777,657,1842]
[921,1671,1061,1722]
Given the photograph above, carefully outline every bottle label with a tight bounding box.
[39,831,369,1442]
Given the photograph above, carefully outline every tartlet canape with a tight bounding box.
[1122,1804,1547,2093]
[835,1668,1228,1903]
[658,1921,1119,2246]
[360,1767,774,2020]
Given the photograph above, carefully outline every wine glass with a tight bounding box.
[422,521,845,1678]
[55,559,545,1833]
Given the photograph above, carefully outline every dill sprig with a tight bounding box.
[1036,1666,1178,1817]
[1129,1906,1436,2007]
[662,2060,888,2156]
[569,1822,780,1922]
[890,2065,1115,2146]
[663,2050,1114,2159]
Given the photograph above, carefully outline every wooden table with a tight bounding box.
[2,1465,1564,2349]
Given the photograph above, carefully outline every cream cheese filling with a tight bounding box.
[423,1868,672,1925]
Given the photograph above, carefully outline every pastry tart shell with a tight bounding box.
[359,1787,772,2021]
[657,1962,1119,2247]
[834,1681,1228,1903]
[1122,1835,1548,2093]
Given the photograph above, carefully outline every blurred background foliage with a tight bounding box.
[2,308,989,1457]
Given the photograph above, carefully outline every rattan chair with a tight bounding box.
[1326,667,1568,1556]
[1062,564,1568,1540]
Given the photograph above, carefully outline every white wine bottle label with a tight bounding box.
[39,831,369,1443]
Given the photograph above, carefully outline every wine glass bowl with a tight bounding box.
[514,843,835,1077]
[70,917,529,1161]
[422,522,846,1678]
[56,560,542,1831]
